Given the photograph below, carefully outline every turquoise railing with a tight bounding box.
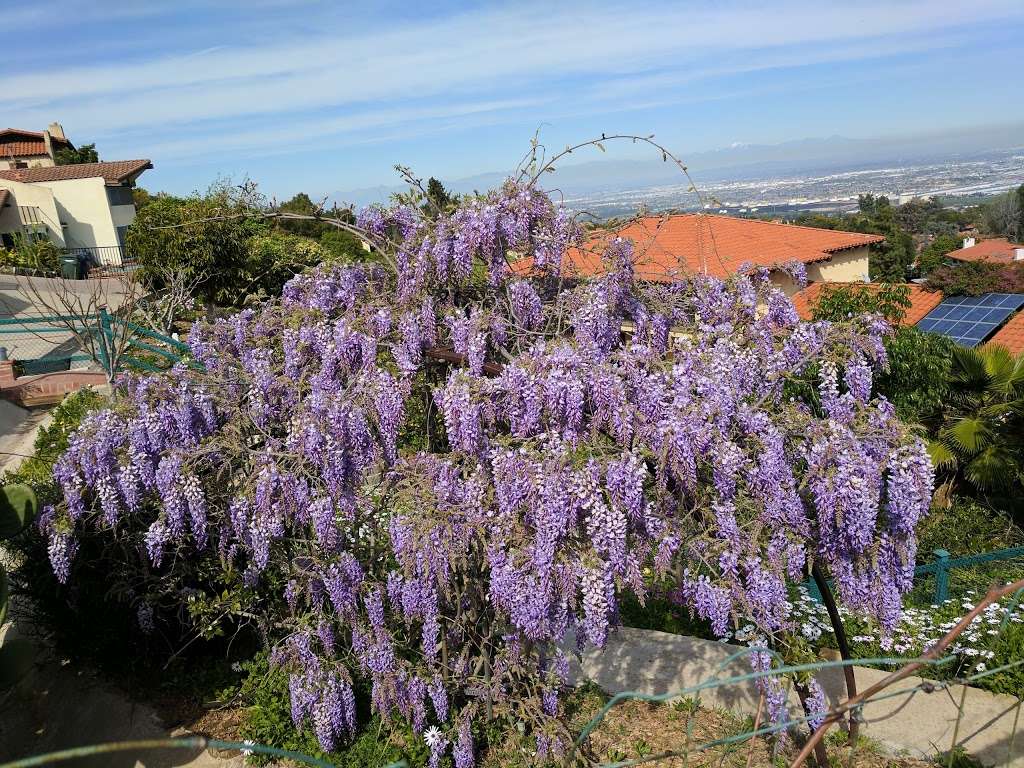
[0,311,189,376]
[806,545,1024,605]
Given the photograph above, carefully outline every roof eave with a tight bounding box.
[104,161,153,186]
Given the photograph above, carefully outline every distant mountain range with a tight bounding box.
[331,122,1024,207]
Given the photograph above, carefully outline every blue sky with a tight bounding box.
[5,0,1024,200]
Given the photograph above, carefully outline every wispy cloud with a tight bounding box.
[5,0,1021,190]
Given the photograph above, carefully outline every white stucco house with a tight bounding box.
[0,159,152,264]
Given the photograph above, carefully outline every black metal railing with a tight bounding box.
[59,245,131,266]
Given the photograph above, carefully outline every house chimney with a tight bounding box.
[962,237,976,249]
[47,122,66,140]
[1015,248,1024,262]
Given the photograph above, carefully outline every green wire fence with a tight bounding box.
[806,546,1024,605]
[0,311,189,377]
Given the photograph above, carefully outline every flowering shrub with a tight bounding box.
[42,177,933,762]
[785,586,1024,698]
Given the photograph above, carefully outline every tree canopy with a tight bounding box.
[54,143,99,165]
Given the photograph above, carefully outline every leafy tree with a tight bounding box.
[810,282,912,324]
[918,233,960,276]
[981,186,1023,240]
[275,192,325,238]
[132,187,154,210]
[929,345,1024,496]
[1018,184,1024,242]
[875,328,953,423]
[423,177,458,218]
[319,228,367,263]
[794,198,914,281]
[125,185,269,308]
[54,143,99,165]
[895,197,941,233]
[243,232,329,300]
[851,197,914,281]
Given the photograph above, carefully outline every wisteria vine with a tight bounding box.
[43,177,932,763]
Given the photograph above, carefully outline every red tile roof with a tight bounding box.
[790,282,943,325]
[0,159,152,185]
[543,214,884,281]
[946,238,1024,264]
[0,128,70,154]
[986,311,1024,355]
[1,140,48,157]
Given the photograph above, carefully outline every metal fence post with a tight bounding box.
[933,549,951,604]
[98,310,113,376]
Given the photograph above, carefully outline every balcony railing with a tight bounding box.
[60,245,131,266]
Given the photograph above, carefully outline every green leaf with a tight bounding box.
[0,484,37,539]
[927,440,956,470]
[942,417,990,454]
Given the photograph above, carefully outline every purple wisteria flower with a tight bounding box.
[45,175,932,756]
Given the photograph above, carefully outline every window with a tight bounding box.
[106,186,135,206]
[18,206,42,225]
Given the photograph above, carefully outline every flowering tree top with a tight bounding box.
[46,168,932,762]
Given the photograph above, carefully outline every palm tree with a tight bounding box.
[929,344,1024,494]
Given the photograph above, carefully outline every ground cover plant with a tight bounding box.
[31,145,934,765]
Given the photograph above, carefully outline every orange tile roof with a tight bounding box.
[946,238,1024,265]
[1,140,48,157]
[0,159,152,185]
[790,282,943,325]
[986,311,1024,355]
[546,214,884,281]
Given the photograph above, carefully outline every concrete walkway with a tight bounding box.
[0,398,51,475]
[572,627,1024,767]
[0,620,246,767]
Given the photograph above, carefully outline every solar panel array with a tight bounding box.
[916,293,1024,347]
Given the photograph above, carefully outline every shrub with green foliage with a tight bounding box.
[243,232,330,301]
[0,237,61,275]
[809,282,912,325]
[874,328,953,423]
[0,483,38,687]
[917,233,960,276]
[809,283,954,424]
[126,186,270,307]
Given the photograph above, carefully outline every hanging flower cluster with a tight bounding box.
[43,178,932,762]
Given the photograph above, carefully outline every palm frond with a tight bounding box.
[941,417,991,454]
[963,445,1018,491]
[927,439,957,470]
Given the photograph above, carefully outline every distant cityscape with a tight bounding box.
[560,147,1024,220]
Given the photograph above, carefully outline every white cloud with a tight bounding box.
[3,0,1021,162]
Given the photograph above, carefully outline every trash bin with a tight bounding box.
[60,254,81,280]
[77,251,93,278]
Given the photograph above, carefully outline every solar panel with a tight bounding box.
[916,293,1024,347]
